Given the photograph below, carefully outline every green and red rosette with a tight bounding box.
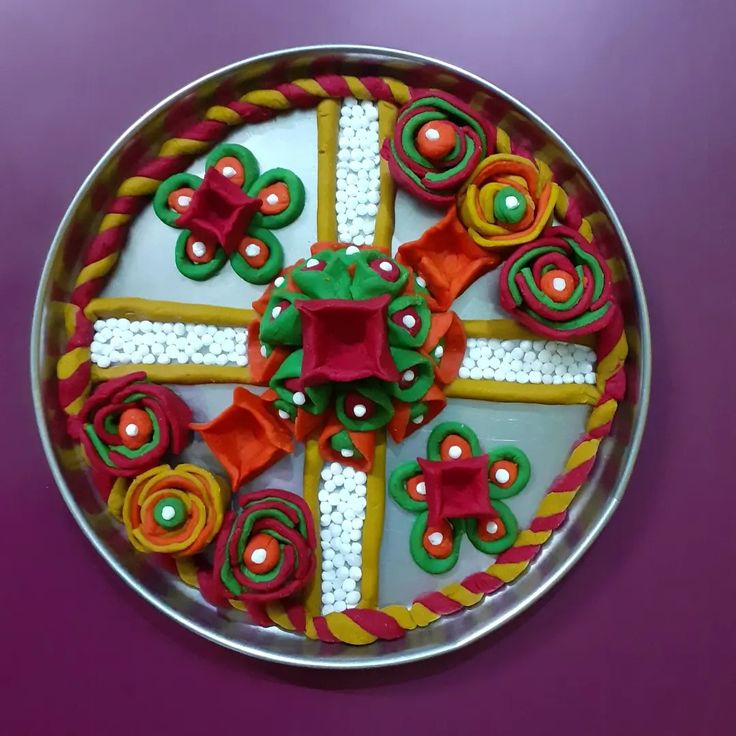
[381,91,494,207]
[209,489,316,605]
[70,372,191,492]
[499,225,615,339]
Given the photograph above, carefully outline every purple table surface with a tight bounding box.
[3,0,735,733]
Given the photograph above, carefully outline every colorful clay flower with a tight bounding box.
[389,422,530,573]
[382,92,494,207]
[121,464,230,556]
[499,225,615,339]
[71,372,191,481]
[153,143,305,284]
[245,244,465,468]
[457,153,557,249]
[212,489,316,604]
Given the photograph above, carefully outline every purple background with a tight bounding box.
[3,0,735,733]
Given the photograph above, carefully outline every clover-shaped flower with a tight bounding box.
[389,421,530,573]
[153,143,305,284]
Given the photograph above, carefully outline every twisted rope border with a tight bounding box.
[56,75,628,644]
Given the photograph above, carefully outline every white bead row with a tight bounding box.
[336,98,381,245]
[318,461,367,614]
[459,337,597,385]
[90,317,248,369]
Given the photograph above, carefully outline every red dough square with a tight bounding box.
[175,167,262,254]
[418,454,492,526]
[296,295,400,387]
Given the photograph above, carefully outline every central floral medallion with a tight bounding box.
[238,243,467,472]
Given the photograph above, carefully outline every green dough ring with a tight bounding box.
[487,446,532,499]
[465,500,519,555]
[152,173,203,227]
[248,168,306,230]
[205,143,260,192]
[174,230,228,281]
[388,460,425,513]
[229,227,284,285]
[426,421,482,460]
[409,511,464,574]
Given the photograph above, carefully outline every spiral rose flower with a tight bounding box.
[457,153,557,248]
[213,489,316,604]
[72,372,192,479]
[381,91,494,207]
[499,225,615,339]
[122,464,230,556]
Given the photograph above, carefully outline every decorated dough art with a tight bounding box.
[56,76,628,646]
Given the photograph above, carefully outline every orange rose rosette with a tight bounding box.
[457,154,557,249]
[120,463,230,556]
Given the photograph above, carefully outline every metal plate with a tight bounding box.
[31,45,651,668]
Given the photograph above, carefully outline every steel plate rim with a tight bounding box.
[31,44,651,669]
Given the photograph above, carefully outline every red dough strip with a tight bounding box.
[413,591,464,616]
[341,609,406,640]
[313,616,340,643]
[458,572,506,596]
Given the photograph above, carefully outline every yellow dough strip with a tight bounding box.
[91,364,252,385]
[373,101,398,254]
[84,297,257,327]
[359,432,386,610]
[462,318,596,347]
[445,378,601,405]
[316,99,340,241]
[302,440,325,618]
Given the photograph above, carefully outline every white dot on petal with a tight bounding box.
[177,195,191,208]
[245,243,261,258]
[278,409,290,420]
[124,424,139,438]
[340,449,354,458]
[274,276,285,287]
[402,369,415,382]
[495,468,511,484]
[293,391,306,406]
[505,194,520,209]
[271,306,282,319]
[306,258,320,268]
[191,241,206,258]
[425,127,440,141]
[402,314,416,329]
[266,193,279,205]
[416,481,426,495]
[486,520,499,535]
[448,445,462,459]
[352,404,367,418]
[250,548,267,565]
[378,260,393,272]
[222,166,237,178]
[427,532,444,546]
[416,276,427,288]
[412,415,424,425]
[552,277,567,292]
[345,245,360,255]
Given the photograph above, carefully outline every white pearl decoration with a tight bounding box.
[335,98,381,245]
[91,319,248,369]
[318,461,365,614]
[460,337,596,385]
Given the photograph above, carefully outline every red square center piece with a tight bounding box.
[296,295,400,387]
[418,454,492,526]
[175,167,262,255]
